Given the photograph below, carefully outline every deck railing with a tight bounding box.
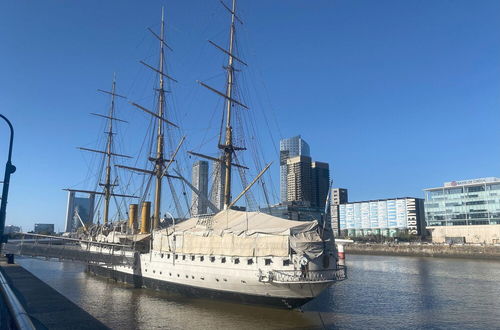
[270,266,347,283]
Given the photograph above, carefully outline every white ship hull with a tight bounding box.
[82,244,344,309]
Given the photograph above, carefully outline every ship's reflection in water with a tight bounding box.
[17,254,500,329]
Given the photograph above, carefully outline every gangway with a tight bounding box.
[3,233,139,267]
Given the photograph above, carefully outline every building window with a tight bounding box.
[265,259,272,265]
[200,256,204,262]
[283,259,290,266]
[247,259,253,265]
[191,255,195,261]
[210,256,215,262]
[468,185,485,192]
[221,257,226,263]
[234,258,240,264]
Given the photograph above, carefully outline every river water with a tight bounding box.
[16,255,500,329]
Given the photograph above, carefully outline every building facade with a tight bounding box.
[339,197,425,237]
[65,191,95,232]
[311,161,330,208]
[34,223,55,235]
[210,158,226,211]
[279,136,310,202]
[331,188,348,236]
[261,201,325,222]
[4,225,21,235]
[191,160,209,216]
[424,177,500,244]
[286,155,313,204]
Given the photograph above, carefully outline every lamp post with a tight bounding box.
[0,114,16,253]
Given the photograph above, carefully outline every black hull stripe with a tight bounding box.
[86,264,312,309]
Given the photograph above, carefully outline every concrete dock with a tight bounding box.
[0,259,108,329]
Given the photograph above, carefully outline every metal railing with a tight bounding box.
[0,268,36,330]
[4,233,136,267]
[270,266,347,283]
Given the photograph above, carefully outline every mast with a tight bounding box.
[153,7,166,229]
[102,75,117,225]
[66,76,137,228]
[222,0,237,209]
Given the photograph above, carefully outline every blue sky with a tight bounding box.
[1,0,499,231]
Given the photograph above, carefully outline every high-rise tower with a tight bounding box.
[280,136,310,202]
[191,160,209,216]
[286,156,313,204]
[311,161,330,208]
[210,159,226,211]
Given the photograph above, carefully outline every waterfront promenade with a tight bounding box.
[345,242,500,259]
[0,258,108,329]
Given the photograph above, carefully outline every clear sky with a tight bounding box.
[1,0,499,232]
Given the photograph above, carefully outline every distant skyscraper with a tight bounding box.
[331,188,348,236]
[210,158,226,211]
[65,191,95,232]
[280,136,310,202]
[286,155,313,204]
[191,160,209,216]
[311,161,330,208]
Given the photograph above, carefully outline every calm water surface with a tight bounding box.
[16,255,500,329]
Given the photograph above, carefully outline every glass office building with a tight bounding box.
[424,177,500,226]
[338,197,425,237]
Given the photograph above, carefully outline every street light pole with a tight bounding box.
[0,114,16,253]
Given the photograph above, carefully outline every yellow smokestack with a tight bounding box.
[128,204,138,232]
[140,201,151,234]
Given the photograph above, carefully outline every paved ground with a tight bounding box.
[0,259,108,330]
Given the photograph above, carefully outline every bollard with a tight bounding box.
[337,244,345,260]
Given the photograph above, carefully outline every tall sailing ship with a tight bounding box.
[78,1,347,309]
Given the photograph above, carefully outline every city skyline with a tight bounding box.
[1,0,500,231]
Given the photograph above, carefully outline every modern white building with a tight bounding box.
[424,177,500,244]
[338,197,425,237]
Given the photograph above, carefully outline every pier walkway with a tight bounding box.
[0,258,108,329]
